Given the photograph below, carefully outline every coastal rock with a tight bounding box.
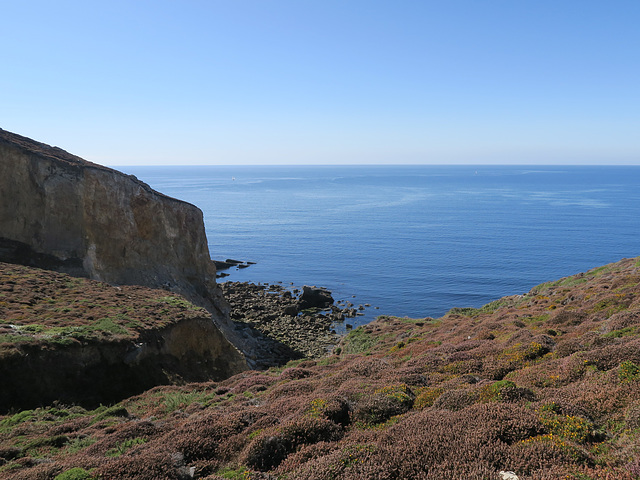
[299,286,334,310]
[0,129,247,372]
[221,281,342,361]
[0,129,214,299]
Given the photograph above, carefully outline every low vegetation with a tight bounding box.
[1,257,640,479]
[0,262,209,353]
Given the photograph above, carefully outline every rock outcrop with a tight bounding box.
[0,128,247,373]
[0,316,243,411]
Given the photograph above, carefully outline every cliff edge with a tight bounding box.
[0,128,247,373]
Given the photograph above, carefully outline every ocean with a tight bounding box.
[118,165,640,328]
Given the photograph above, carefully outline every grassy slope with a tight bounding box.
[2,258,640,479]
[0,262,208,354]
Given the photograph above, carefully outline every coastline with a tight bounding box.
[220,281,373,361]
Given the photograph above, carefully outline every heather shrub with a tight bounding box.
[340,357,391,378]
[583,340,640,371]
[618,360,640,382]
[554,336,588,358]
[307,397,350,426]
[549,311,587,326]
[5,462,64,480]
[245,417,342,471]
[95,452,186,480]
[414,387,444,409]
[511,435,592,474]
[266,380,315,399]
[499,385,537,403]
[352,384,414,424]
[280,368,314,380]
[172,411,254,462]
[439,357,483,375]
[273,441,340,473]
[624,401,640,430]
[229,374,277,394]
[538,412,594,443]
[607,311,640,331]
[432,388,476,411]
[84,420,156,456]
[626,458,640,477]
[477,380,516,402]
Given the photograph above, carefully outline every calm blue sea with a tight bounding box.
[118,165,640,328]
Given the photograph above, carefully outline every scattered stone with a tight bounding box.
[221,282,341,361]
[499,472,519,480]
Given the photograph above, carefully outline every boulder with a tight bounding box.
[298,286,334,310]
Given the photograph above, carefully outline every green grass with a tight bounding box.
[342,326,379,355]
[161,389,216,412]
[531,275,588,294]
[522,314,550,325]
[0,333,35,345]
[105,437,147,457]
[587,263,618,277]
[216,466,252,479]
[16,324,45,333]
[0,410,35,432]
[156,296,201,311]
[64,436,97,455]
[91,405,129,423]
[447,298,510,317]
[603,326,640,338]
[54,468,97,480]
[4,315,133,347]
[93,317,128,335]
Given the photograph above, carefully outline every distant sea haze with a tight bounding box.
[119,165,640,328]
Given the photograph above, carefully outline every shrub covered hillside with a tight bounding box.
[2,257,640,479]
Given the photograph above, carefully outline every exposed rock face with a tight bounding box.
[0,128,247,372]
[0,316,244,410]
[1,129,212,297]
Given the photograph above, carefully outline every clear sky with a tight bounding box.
[2,1,639,165]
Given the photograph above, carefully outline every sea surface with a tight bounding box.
[118,165,640,328]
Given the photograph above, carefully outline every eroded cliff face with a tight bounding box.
[0,316,247,410]
[1,129,212,296]
[0,128,248,374]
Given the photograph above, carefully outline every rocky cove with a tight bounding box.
[0,128,375,411]
[221,281,375,360]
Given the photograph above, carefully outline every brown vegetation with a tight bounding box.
[2,257,640,479]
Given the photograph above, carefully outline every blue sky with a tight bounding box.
[2,1,639,165]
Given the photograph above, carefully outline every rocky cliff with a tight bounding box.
[0,261,248,411]
[0,128,247,373]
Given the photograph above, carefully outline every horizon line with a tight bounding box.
[107,163,640,168]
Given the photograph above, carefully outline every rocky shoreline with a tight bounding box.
[221,281,373,360]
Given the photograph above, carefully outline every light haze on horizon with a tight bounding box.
[2,1,639,166]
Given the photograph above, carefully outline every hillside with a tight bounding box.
[1,257,640,479]
[0,262,247,411]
